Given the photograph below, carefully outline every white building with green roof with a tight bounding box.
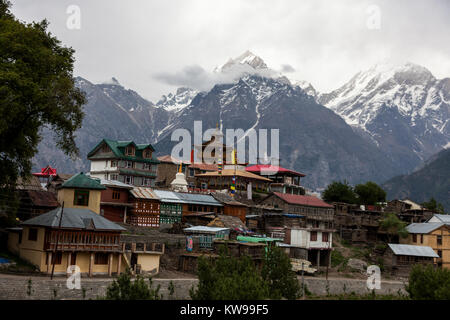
[87,139,160,187]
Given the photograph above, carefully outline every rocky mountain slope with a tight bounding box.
[318,62,450,172]
[383,147,450,212]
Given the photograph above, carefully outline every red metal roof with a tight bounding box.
[245,165,306,177]
[32,165,57,177]
[273,192,333,208]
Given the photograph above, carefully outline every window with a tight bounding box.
[110,160,117,168]
[420,234,423,244]
[189,168,195,177]
[125,146,135,156]
[201,183,207,190]
[125,176,133,185]
[111,174,118,181]
[144,149,152,159]
[437,250,442,258]
[412,234,417,242]
[126,161,133,168]
[94,253,109,265]
[143,163,151,170]
[143,178,152,186]
[310,231,317,241]
[74,189,89,206]
[437,235,442,245]
[28,228,38,241]
[322,232,329,242]
[112,191,120,200]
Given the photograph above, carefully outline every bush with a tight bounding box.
[190,250,269,300]
[262,246,301,299]
[406,264,450,300]
[330,250,348,268]
[105,268,162,300]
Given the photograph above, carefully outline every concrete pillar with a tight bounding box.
[328,250,331,268]
[117,253,122,275]
[108,253,113,276]
[47,252,52,274]
[123,206,127,224]
[316,250,320,268]
[89,252,94,277]
[67,252,72,275]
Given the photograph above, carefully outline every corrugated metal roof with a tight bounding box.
[406,222,444,234]
[152,189,182,203]
[130,187,159,199]
[184,226,229,233]
[429,214,450,223]
[176,192,222,206]
[21,207,125,231]
[99,179,134,189]
[388,244,439,258]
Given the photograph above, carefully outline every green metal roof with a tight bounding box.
[236,235,283,243]
[119,168,157,177]
[61,172,106,190]
[87,139,159,163]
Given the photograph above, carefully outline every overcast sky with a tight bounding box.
[10,0,450,101]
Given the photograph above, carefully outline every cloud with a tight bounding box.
[280,64,296,73]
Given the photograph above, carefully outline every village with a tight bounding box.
[0,127,448,300]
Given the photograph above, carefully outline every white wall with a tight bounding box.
[290,229,332,249]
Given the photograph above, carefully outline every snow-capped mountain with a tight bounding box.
[319,62,450,170]
[32,51,449,189]
[155,87,199,112]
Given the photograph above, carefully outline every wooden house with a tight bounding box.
[87,139,160,187]
[245,164,306,195]
[384,244,438,276]
[128,187,160,227]
[402,218,450,269]
[210,192,248,222]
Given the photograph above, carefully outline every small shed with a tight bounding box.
[184,226,230,249]
[385,243,438,276]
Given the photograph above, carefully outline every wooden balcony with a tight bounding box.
[122,242,165,254]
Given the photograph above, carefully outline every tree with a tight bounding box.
[421,198,446,214]
[406,264,450,300]
[190,249,269,300]
[322,181,357,204]
[261,245,300,299]
[354,181,386,205]
[105,269,162,300]
[0,1,85,192]
[379,213,408,243]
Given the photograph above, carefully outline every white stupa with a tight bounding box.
[170,166,188,192]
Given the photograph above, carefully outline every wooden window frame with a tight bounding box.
[112,191,120,200]
[28,228,38,241]
[310,231,317,242]
[322,232,329,243]
[94,252,109,265]
[74,189,90,206]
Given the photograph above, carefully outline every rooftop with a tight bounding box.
[196,169,272,181]
[273,192,334,208]
[22,207,125,231]
[388,244,439,258]
[245,164,306,177]
[406,222,445,234]
[61,173,106,190]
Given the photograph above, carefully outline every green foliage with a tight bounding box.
[168,280,175,299]
[354,181,386,205]
[330,250,348,268]
[421,197,446,214]
[379,213,408,242]
[190,250,269,300]
[261,246,301,300]
[105,269,162,300]
[322,181,357,204]
[406,264,450,300]
[0,1,85,195]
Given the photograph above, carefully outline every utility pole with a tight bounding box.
[51,202,64,280]
[301,262,305,299]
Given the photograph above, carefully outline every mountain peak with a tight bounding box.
[102,77,122,86]
[214,50,268,73]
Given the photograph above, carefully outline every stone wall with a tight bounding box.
[0,274,407,300]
